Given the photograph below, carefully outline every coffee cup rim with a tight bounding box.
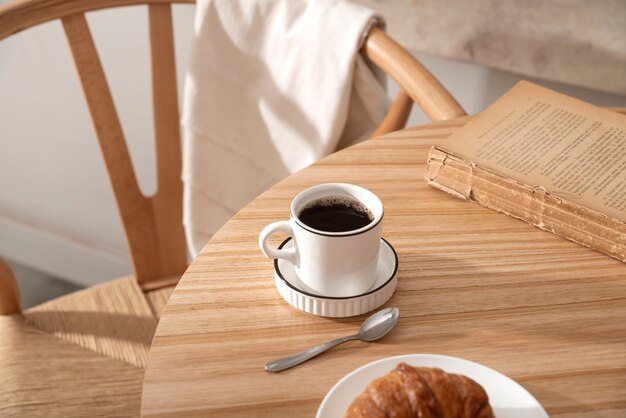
[290,183,384,237]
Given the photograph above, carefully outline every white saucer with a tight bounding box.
[274,238,398,317]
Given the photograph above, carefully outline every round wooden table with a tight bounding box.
[141,118,626,417]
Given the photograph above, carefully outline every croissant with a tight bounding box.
[345,363,494,418]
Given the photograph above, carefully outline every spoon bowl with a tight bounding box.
[358,307,400,341]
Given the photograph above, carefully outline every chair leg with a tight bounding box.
[0,257,21,315]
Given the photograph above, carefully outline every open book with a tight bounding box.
[425,81,626,262]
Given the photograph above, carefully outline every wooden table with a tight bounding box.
[142,118,626,417]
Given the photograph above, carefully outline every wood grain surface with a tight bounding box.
[142,118,626,417]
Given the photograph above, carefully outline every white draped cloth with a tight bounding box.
[182,0,389,256]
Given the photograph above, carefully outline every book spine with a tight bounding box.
[425,147,626,263]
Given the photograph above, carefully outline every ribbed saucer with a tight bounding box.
[274,238,398,317]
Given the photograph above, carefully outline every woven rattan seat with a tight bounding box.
[0,314,144,417]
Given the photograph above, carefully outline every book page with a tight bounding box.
[446,81,626,222]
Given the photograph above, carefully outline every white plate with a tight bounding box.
[317,354,548,418]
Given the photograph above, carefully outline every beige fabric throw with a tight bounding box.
[182,0,389,256]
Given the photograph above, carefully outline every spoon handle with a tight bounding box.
[265,335,357,372]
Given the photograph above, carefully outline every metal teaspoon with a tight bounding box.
[265,307,400,372]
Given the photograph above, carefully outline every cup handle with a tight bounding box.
[259,221,298,265]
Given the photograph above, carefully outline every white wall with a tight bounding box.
[1,3,624,286]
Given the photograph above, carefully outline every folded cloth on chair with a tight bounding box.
[182,0,389,256]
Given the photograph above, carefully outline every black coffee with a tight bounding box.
[298,196,374,232]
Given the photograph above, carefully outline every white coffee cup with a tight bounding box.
[259,183,383,297]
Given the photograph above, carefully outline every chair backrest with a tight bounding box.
[1,0,191,291]
[0,0,465,314]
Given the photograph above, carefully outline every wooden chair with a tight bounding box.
[0,0,464,416]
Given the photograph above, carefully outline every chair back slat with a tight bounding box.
[0,257,21,315]
[62,13,167,283]
[147,3,187,279]
[369,89,413,138]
